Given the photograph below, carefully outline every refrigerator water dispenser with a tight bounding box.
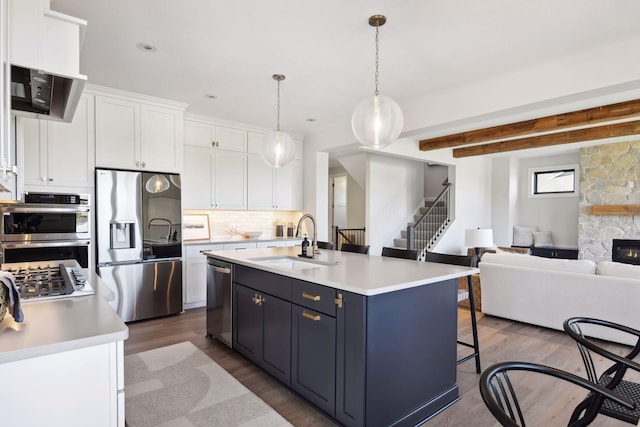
[110,221,135,249]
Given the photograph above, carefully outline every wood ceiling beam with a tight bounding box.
[419,99,640,151]
[452,120,640,158]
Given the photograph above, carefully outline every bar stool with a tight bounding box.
[425,251,481,373]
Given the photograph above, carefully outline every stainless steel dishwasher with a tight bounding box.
[206,258,233,348]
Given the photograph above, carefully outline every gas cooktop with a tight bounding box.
[1,259,94,301]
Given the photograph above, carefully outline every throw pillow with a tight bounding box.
[533,231,554,247]
[513,226,537,247]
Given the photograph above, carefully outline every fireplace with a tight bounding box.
[612,239,640,265]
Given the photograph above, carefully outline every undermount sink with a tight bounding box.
[249,256,337,271]
[143,240,181,258]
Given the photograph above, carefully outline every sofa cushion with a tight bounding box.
[513,226,537,247]
[597,261,640,279]
[533,231,554,247]
[481,252,597,274]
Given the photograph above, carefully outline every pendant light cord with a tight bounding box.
[374,23,380,96]
[276,78,281,132]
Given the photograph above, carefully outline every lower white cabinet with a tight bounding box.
[0,341,124,427]
[185,244,222,308]
[256,240,302,248]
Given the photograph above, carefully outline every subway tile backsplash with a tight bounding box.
[184,210,306,241]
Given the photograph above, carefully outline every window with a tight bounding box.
[528,164,578,198]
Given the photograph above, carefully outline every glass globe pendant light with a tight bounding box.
[352,15,403,150]
[261,74,296,168]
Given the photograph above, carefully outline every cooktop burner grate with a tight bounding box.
[5,263,75,299]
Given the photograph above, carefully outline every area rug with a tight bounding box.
[125,341,292,427]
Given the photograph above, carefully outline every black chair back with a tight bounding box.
[480,361,634,427]
[340,243,370,254]
[381,247,419,260]
[316,241,334,250]
[425,251,474,267]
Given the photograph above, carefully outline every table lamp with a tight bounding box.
[465,228,494,266]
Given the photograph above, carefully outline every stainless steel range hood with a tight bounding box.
[9,0,87,123]
[11,65,86,122]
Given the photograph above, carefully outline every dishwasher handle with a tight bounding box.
[212,266,231,274]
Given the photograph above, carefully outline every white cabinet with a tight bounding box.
[0,341,124,427]
[184,119,247,152]
[18,92,95,190]
[256,239,302,248]
[184,244,222,309]
[95,94,184,172]
[223,241,257,250]
[247,132,303,211]
[248,154,302,210]
[182,145,246,209]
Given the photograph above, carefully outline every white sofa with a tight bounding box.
[480,252,640,345]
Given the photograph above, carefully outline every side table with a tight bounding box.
[458,273,481,311]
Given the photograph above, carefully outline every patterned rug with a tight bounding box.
[125,341,292,427]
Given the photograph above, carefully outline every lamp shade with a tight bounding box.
[351,94,404,149]
[260,130,296,168]
[465,228,494,248]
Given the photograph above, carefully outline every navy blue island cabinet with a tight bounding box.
[230,263,460,427]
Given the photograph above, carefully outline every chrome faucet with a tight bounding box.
[295,213,318,258]
[148,217,173,241]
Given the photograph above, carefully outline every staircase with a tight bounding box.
[392,184,452,259]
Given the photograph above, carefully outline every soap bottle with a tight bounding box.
[301,236,309,257]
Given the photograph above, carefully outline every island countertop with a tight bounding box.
[204,246,478,296]
[0,270,129,364]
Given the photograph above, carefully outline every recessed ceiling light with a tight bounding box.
[204,94,218,99]
[136,43,157,52]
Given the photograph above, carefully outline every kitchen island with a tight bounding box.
[0,270,129,427]
[204,246,477,427]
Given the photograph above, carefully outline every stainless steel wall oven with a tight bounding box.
[0,193,90,267]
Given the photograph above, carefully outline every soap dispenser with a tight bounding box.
[301,236,310,257]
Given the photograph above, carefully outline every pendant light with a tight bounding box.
[261,74,296,168]
[351,15,403,150]
[145,174,170,193]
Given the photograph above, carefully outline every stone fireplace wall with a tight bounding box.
[579,140,640,262]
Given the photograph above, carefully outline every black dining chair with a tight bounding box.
[480,361,634,427]
[425,251,480,373]
[340,243,370,254]
[316,241,334,250]
[563,317,640,425]
[381,246,419,260]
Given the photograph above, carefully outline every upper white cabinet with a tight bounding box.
[18,92,95,190]
[182,145,247,210]
[184,119,247,152]
[94,90,185,173]
[247,154,302,211]
[247,131,303,211]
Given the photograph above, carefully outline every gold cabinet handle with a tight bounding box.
[302,292,320,301]
[335,293,343,309]
[252,294,263,305]
[302,311,321,321]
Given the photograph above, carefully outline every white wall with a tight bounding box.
[328,165,365,229]
[424,164,448,200]
[491,157,518,247]
[513,153,580,247]
[366,154,424,256]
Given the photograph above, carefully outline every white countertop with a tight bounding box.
[185,237,302,245]
[0,270,129,364]
[204,246,478,296]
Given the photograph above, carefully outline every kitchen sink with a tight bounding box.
[249,256,337,271]
[143,240,181,259]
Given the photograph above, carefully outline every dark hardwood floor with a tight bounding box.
[124,307,632,426]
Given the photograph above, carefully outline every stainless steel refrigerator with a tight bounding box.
[96,168,183,322]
